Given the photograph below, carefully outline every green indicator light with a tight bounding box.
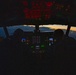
[31,46,34,48]
[41,45,45,48]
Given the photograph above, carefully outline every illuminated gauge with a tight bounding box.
[35,45,40,49]
[49,38,53,45]
[21,38,26,42]
[49,38,53,41]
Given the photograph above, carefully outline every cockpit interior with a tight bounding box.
[0,0,76,75]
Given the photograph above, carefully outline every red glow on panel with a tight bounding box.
[32,1,45,10]
[15,0,71,21]
[22,1,53,19]
[24,9,41,19]
[46,2,53,7]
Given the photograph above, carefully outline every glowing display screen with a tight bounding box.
[21,38,26,42]
[49,38,53,41]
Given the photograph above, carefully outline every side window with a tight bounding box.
[0,27,6,38]
[69,26,76,40]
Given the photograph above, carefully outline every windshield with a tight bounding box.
[0,25,76,40]
[0,27,6,38]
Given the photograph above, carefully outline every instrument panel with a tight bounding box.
[21,32,53,53]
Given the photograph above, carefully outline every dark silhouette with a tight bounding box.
[53,29,76,75]
[0,28,26,75]
[13,28,24,42]
[53,29,64,44]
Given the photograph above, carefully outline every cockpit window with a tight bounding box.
[69,26,76,40]
[7,25,35,36]
[39,25,67,33]
[0,25,76,40]
[0,27,6,38]
[40,25,76,39]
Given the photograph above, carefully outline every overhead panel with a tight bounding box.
[0,0,76,26]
